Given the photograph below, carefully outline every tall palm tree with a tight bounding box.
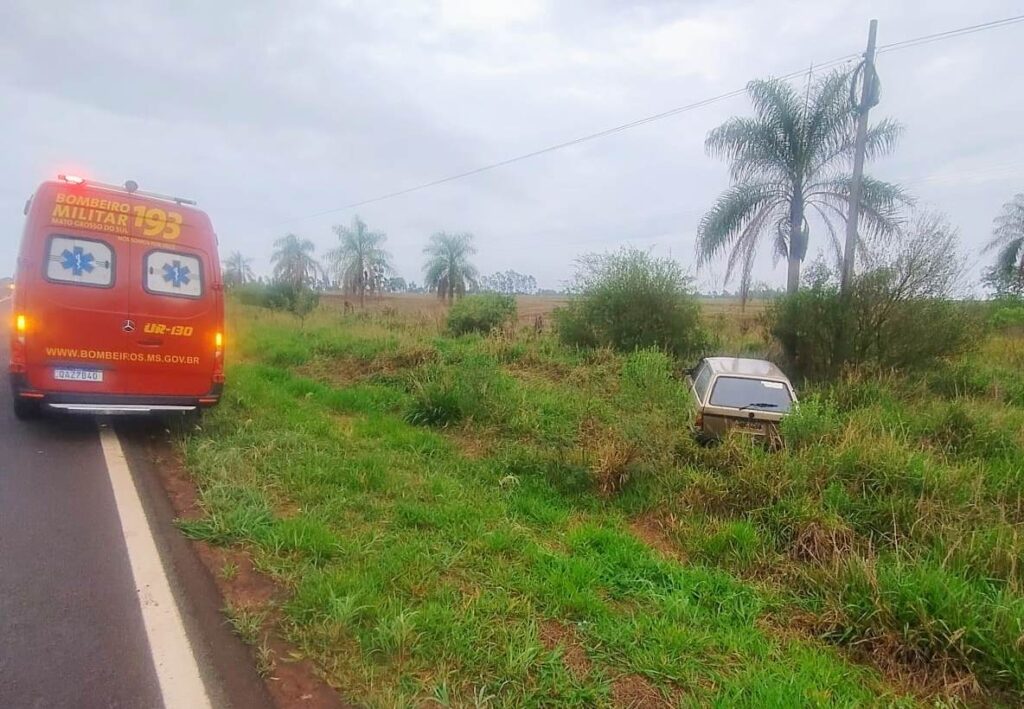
[423,232,478,302]
[697,70,908,299]
[326,216,392,307]
[984,193,1024,289]
[223,250,255,287]
[271,233,319,288]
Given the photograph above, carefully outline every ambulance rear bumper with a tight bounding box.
[10,374,222,414]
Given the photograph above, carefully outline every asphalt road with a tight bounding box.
[0,304,271,709]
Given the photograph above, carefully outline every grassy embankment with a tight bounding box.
[178,296,1024,706]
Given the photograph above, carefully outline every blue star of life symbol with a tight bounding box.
[162,260,191,288]
[60,246,95,276]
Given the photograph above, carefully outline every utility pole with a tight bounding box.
[840,19,878,295]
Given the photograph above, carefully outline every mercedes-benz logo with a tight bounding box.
[122,319,136,333]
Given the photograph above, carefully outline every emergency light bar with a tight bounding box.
[56,174,197,206]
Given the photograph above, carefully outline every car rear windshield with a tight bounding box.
[708,376,793,412]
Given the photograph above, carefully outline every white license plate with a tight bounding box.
[54,368,104,382]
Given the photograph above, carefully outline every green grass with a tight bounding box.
[176,302,1024,706]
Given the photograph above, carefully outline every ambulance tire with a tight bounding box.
[13,397,41,420]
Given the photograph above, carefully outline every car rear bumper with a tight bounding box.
[10,374,222,414]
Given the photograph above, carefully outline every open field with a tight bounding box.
[318,293,572,323]
[177,299,1024,707]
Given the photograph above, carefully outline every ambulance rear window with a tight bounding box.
[45,235,115,288]
[144,249,203,299]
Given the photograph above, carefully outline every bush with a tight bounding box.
[768,276,976,381]
[989,299,1024,332]
[234,282,320,321]
[446,294,517,335]
[234,282,276,307]
[554,248,707,358]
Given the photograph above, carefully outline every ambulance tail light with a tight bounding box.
[58,174,86,185]
[213,331,225,383]
[10,313,28,373]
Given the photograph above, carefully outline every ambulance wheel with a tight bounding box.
[13,397,41,420]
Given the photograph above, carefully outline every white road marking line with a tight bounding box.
[98,423,212,709]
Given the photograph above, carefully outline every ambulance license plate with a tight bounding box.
[54,368,104,382]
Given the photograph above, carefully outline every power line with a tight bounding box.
[287,14,1024,223]
[286,52,858,223]
[876,14,1024,54]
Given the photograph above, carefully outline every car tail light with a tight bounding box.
[695,412,704,430]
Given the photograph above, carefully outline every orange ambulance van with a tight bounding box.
[9,175,224,418]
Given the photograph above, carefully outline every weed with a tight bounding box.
[220,560,239,582]
[255,641,275,678]
[224,603,266,646]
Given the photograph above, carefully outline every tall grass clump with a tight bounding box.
[817,556,1024,695]
[554,248,707,359]
[404,356,512,427]
[446,293,517,335]
[779,394,840,450]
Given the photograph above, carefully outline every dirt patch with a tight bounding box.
[629,510,685,561]
[538,619,591,679]
[610,673,669,708]
[147,442,204,521]
[141,433,349,709]
[447,428,493,460]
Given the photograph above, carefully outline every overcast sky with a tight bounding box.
[2,0,1022,292]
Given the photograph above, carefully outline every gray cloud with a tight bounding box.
[2,0,1022,291]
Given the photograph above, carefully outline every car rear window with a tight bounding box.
[708,376,793,412]
[144,249,202,298]
[45,235,114,288]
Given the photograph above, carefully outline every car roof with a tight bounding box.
[701,357,790,380]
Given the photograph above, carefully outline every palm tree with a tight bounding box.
[423,232,479,302]
[697,70,908,299]
[325,216,392,307]
[223,250,255,287]
[271,233,319,288]
[984,193,1024,290]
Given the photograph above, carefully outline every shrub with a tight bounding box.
[446,294,517,335]
[234,282,320,321]
[234,282,276,307]
[554,248,707,358]
[770,220,978,381]
[989,300,1024,332]
[767,277,976,381]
